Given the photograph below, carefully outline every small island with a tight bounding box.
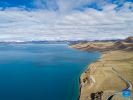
[70,36,133,100]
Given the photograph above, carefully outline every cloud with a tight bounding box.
[0,0,133,41]
[0,7,3,10]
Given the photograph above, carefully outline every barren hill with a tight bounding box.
[81,40,89,44]
[69,37,133,100]
[125,36,133,42]
[70,40,132,53]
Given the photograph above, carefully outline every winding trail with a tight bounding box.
[106,57,132,100]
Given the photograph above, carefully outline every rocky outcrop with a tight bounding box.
[82,68,95,85]
[91,91,104,100]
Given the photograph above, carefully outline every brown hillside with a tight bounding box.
[125,36,133,42]
[117,44,127,49]
[114,41,122,45]
[114,41,127,49]
[69,37,133,100]
[81,40,89,44]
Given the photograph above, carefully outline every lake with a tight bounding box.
[0,44,102,100]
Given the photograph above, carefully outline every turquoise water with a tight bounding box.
[0,44,102,100]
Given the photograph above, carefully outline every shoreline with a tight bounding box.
[69,40,133,100]
[78,52,103,100]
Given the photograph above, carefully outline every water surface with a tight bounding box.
[0,44,102,100]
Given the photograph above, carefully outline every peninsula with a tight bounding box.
[69,36,133,100]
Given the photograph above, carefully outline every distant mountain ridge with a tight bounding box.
[0,40,83,45]
[0,36,132,45]
[69,36,133,52]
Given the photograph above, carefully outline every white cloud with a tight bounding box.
[0,1,133,41]
[0,7,3,10]
[102,4,118,11]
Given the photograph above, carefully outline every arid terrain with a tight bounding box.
[69,36,133,100]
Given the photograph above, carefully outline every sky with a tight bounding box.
[0,0,133,41]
